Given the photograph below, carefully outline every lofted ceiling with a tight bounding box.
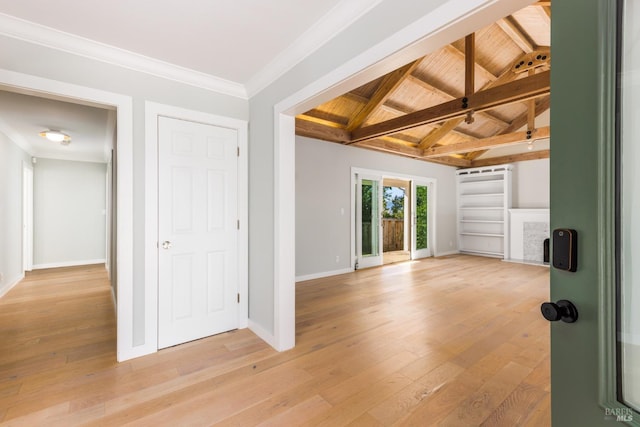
[295,1,551,168]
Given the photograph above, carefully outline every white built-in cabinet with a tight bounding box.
[456,164,512,258]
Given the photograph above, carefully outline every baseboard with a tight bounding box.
[248,319,278,350]
[32,259,106,270]
[0,273,24,299]
[295,267,354,282]
[434,250,459,257]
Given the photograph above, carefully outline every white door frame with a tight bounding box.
[0,68,135,361]
[272,0,530,351]
[145,101,248,355]
[22,162,33,273]
[350,167,436,270]
[354,171,384,269]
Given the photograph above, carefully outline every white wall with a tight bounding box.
[512,158,550,208]
[0,34,248,353]
[0,132,31,297]
[295,136,457,279]
[32,158,107,268]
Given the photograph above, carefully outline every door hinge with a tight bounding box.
[237,146,240,157]
[237,219,240,230]
[237,293,240,303]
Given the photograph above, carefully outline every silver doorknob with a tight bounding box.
[162,241,172,249]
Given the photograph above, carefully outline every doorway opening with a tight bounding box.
[353,168,434,271]
[382,178,410,264]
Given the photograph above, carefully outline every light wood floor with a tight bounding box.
[0,256,550,426]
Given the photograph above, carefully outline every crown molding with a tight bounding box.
[0,13,248,99]
[244,0,385,98]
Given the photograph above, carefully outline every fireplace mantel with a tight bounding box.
[508,209,550,265]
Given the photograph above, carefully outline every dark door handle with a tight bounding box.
[541,300,578,323]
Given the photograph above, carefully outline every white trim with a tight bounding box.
[434,250,460,257]
[0,13,246,99]
[350,167,437,269]
[32,259,106,270]
[272,0,532,351]
[295,268,354,283]
[0,273,24,299]
[245,0,385,97]
[248,319,278,350]
[0,68,134,362]
[145,101,249,357]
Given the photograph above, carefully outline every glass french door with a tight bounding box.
[411,181,431,259]
[355,173,383,269]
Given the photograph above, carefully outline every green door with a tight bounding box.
[551,0,639,424]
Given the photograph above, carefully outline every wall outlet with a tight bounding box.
[449,241,453,247]
[335,256,340,263]
[0,272,3,282]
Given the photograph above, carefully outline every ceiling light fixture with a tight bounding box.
[39,130,71,145]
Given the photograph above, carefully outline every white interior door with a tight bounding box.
[411,181,432,259]
[158,116,238,349]
[355,173,383,269]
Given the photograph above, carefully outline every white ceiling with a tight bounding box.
[0,0,379,92]
[0,0,384,162]
[0,89,115,163]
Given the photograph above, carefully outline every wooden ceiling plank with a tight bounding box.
[471,149,550,167]
[423,126,549,157]
[346,59,421,132]
[497,16,535,53]
[295,117,351,143]
[444,44,498,83]
[351,70,550,143]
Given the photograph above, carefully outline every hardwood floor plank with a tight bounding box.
[0,255,550,425]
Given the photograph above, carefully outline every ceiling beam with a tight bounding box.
[444,44,497,83]
[497,16,535,53]
[352,139,424,158]
[465,34,475,97]
[346,60,421,131]
[350,70,550,143]
[470,149,550,167]
[423,126,549,158]
[295,117,351,143]
[418,119,464,149]
[406,75,510,128]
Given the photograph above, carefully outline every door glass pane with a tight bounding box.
[361,179,379,257]
[618,0,640,412]
[416,185,428,250]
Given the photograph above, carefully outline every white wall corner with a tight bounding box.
[296,268,354,283]
[248,319,278,350]
[0,273,24,299]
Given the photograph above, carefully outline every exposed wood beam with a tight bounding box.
[418,119,464,149]
[295,117,351,143]
[425,156,472,168]
[465,34,475,96]
[471,149,550,167]
[503,95,550,133]
[535,1,551,6]
[423,126,549,158]
[497,16,535,53]
[406,75,510,128]
[346,60,421,131]
[351,70,550,143]
[465,95,550,161]
[353,139,424,158]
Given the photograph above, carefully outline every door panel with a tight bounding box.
[412,181,431,259]
[356,174,382,269]
[158,116,238,349]
[551,0,638,424]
